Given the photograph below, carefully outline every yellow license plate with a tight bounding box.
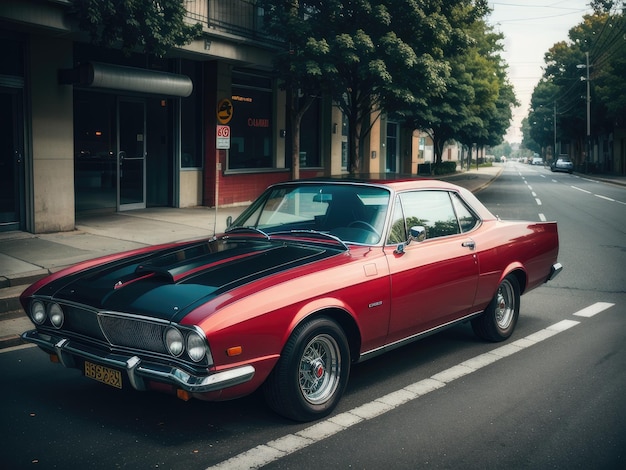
[84,360,122,389]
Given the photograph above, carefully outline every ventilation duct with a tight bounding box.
[59,62,193,97]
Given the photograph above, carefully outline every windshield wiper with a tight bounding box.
[223,226,270,240]
[270,230,349,251]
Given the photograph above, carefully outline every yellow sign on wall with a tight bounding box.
[217,98,233,124]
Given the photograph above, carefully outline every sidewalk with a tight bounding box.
[1,164,623,349]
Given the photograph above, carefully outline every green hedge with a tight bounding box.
[417,161,457,176]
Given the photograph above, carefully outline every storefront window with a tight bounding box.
[228,71,274,170]
[299,97,321,168]
[74,91,117,211]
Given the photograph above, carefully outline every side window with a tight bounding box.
[451,193,480,233]
[396,191,460,240]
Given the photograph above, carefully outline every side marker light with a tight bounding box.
[226,346,243,357]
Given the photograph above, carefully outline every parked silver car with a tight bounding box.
[551,156,574,174]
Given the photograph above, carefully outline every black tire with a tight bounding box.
[472,275,520,342]
[263,316,350,422]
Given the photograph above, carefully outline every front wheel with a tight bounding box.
[263,316,351,422]
[472,275,520,342]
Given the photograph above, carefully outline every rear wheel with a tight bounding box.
[263,316,350,422]
[472,275,520,342]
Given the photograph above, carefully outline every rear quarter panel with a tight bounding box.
[473,220,559,309]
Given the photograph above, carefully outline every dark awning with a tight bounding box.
[59,62,193,97]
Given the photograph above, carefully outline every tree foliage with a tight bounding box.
[71,0,202,57]
[525,5,626,164]
[403,9,517,165]
[259,0,494,174]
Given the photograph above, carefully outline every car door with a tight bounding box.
[384,190,480,343]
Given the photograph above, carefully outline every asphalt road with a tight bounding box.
[2,162,625,469]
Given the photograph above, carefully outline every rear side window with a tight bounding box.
[451,193,479,232]
[389,191,459,242]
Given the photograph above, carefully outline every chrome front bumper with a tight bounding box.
[21,329,255,393]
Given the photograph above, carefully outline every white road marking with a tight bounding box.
[535,198,542,206]
[539,213,547,221]
[207,305,615,470]
[568,185,624,204]
[0,343,34,353]
[573,302,615,318]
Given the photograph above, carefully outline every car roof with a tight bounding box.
[271,177,497,220]
[282,177,462,192]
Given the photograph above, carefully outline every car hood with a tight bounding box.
[31,237,342,322]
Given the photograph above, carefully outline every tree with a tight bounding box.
[455,19,517,152]
[527,80,559,157]
[71,0,202,57]
[526,9,625,165]
[260,0,460,175]
[403,8,517,166]
[521,116,540,155]
[259,1,338,179]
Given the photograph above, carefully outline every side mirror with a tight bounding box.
[408,225,426,243]
[226,215,233,228]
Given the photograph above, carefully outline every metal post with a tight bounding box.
[585,51,590,138]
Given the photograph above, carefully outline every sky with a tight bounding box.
[487,0,595,143]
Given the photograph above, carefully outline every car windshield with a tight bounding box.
[230,183,391,245]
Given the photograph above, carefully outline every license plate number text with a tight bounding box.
[84,361,122,389]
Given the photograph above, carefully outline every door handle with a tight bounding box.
[462,239,476,250]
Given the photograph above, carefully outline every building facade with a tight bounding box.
[0,0,444,234]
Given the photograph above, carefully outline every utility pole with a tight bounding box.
[577,51,591,168]
[553,101,557,160]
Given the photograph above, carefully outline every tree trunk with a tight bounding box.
[291,114,301,180]
[289,90,315,180]
[349,118,361,174]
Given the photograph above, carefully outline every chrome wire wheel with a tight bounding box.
[495,279,516,330]
[471,274,521,342]
[299,334,341,405]
[263,316,350,421]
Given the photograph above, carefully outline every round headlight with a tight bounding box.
[186,331,207,363]
[48,303,64,329]
[31,300,46,325]
[165,327,184,357]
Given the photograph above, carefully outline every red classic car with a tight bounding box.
[21,179,561,421]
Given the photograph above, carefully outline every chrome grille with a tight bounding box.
[63,305,107,341]
[98,314,168,354]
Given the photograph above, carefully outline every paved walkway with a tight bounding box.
[1,164,624,349]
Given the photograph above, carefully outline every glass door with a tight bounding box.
[0,87,24,231]
[386,121,399,173]
[118,99,146,210]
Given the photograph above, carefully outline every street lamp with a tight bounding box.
[553,101,557,160]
